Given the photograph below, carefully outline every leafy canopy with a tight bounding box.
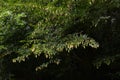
[2,0,120,69]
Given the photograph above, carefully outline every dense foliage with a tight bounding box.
[0,0,120,80]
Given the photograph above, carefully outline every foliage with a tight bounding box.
[0,0,99,68]
[0,0,120,80]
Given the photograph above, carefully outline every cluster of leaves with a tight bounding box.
[0,0,120,80]
[0,0,99,70]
